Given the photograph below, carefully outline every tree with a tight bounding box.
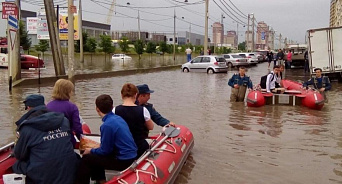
[146,42,156,64]
[75,32,89,53]
[159,41,168,63]
[19,21,31,53]
[119,37,130,53]
[86,37,97,63]
[35,40,49,60]
[134,39,144,60]
[238,41,246,51]
[99,34,115,62]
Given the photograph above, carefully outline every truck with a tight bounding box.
[286,44,307,68]
[307,26,342,81]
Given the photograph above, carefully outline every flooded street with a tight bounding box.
[1,61,342,183]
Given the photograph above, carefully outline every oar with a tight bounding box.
[0,142,15,164]
[0,153,14,164]
[130,126,180,169]
[117,126,180,179]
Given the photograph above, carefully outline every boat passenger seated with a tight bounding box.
[13,94,79,184]
[266,65,285,94]
[75,94,137,184]
[113,83,154,158]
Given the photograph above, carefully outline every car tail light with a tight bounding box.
[236,59,239,62]
[214,61,218,65]
[247,56,251,58]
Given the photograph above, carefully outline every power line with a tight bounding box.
[225,0,247,18]
[220,0,247,19]
[212,0,246,26]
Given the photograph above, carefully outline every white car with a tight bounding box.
[236,53,258,65]
[181,55,228,73]
[112,54,132,61]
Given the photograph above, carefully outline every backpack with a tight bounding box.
[260,73,275,89]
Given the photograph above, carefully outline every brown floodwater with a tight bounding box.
[1,60,342,184]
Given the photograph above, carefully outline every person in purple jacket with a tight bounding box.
[47,79,83,146]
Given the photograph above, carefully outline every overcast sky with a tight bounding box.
[19,0,330,44]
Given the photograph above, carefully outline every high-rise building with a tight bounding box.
[212,22,224,46]
[330,0,342,27]
[224,31,237,48]
[256,21,269,50]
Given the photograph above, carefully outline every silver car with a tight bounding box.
[236,53,258,65]
[222,54,248,68]
[182,55,228,73]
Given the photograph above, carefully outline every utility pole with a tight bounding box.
[251,13,255,52]
[189,23,191,44]
[68,0,75,83]
[44,0,65,76]
[173,8,176,64]
[10,0,21,88]
[138,10,141,40]
[79,0,84,63]
[204,0,209,55]
[236,22,239,47]
[246,14,250,51]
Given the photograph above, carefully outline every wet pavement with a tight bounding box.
[1,60,342,184]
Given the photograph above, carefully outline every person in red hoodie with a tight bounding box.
[286,50,292,69]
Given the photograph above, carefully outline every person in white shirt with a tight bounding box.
[185,47,192,62]
[266,65,285,93]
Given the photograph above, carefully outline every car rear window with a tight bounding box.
[231,55,242,58]
[215,57,226,62]
[249,54,255,56]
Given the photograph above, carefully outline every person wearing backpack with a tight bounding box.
[228,66,253,102]
[303,68,331,102]
[266,65,284,93]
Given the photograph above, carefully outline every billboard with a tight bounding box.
[37,19,49,40]
[261,32,265,40]
[58,9,79,40]
[27,17,38,34]
[2,2,18,19]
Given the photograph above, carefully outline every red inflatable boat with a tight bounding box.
[0,124,194,184]
[247,79,325,110]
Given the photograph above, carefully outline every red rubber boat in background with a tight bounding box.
[247,79,325,110]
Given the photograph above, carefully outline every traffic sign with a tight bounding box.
[8,15,18,29]
[2,2,18,19]
[9,29,17,51]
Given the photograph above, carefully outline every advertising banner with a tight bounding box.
[58,9,79,40]
[37,19,49,40]
[27,17,38,34]
[2,2,18,19]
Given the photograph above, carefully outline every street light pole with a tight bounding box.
[138,10,141,40]
[204,0,209,55]
[173,8,176,63]
[68,0,75,83]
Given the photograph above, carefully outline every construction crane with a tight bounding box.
[106,0,116,24]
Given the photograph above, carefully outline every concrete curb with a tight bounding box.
[13,65,182,87]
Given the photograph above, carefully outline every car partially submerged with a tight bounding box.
[181,55,228,73]
[0,45,44,69]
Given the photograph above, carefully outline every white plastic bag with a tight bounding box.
[3,174,25,184]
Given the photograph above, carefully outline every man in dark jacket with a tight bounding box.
[136,84,175,127]
[228,66,253,102]
[303,68,331,102]
[13,94,78,184]
[276,49,285,66]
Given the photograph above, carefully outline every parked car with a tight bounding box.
[256,50,269,62]
[236,53,258,65]
[0,45,44,69]
[112,54,132,61]
[253,52,264,63]
[181,55,228,74]
[222,54,248,68]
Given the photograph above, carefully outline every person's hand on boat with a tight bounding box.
[234,84,239,89]
[168,122,176,127]
[82,148,92,155]
[319,88,325,92]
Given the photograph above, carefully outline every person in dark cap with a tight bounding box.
[303,68,331,102]
[13,94,78,184]
[136,84,175,127]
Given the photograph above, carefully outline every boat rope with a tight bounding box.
[133,159,158,184]
[155,139,177,154]
[118,179,129,184]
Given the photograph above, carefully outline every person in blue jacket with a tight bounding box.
[13,94,78,184]
[75,94,137,184]
[303,68,331,101]
[228,66,253,102]
[136,84,175,127]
